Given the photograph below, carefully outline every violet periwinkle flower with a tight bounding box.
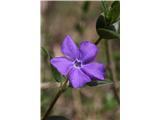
[50,35,105,88]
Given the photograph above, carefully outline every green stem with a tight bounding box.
[94,37,120,104]
[106,40,120,104]
[95,37,102,45]
[42,79,68,120]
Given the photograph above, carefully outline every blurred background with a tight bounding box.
[41,1,120,120]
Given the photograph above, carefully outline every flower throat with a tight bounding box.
[74,59,82,68]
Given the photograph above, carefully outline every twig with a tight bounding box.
[106,40,120,104]
[94,37,120,104]
[42,79,68,120]
[95,37,102,45]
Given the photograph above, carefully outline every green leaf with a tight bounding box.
[41,46,62,82]
[97,28,119,39]
[87,80,113,87]
[50,66,63,82]
[96,14,110,29]
[101,1,110,18]
[46,116,70,120]
[96,14,119,40]
[96,1,120,40]
[108,1,120,24]
[41,47,53,60]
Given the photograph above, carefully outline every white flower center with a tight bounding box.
[74,59,82,68]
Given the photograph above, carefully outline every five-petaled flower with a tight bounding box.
[50,35,105,88]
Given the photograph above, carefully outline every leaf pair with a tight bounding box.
[96,1,120,40]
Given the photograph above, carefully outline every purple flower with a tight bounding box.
[50,35,105,88]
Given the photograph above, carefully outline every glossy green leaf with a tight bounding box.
[87,80,113,87]
[108,1,120,24]
[97,28,119,39]
[96,14,109,29]
[46,116,70,120]
[96,14,119,40]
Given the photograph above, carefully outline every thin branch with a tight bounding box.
[106,40,120,104]
[95,37,102,45]
[42,79,68,120]
[94,37,120,104]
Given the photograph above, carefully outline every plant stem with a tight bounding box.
[42,79,68,120]
[94,37,120,104]
[95,37,102,45]
[106,40,120,104]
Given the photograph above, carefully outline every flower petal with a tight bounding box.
[79,41,98,63]
[82,62,105,80]
[61,35,79,60]
[69,68,91,88]
[50,57,73,76]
